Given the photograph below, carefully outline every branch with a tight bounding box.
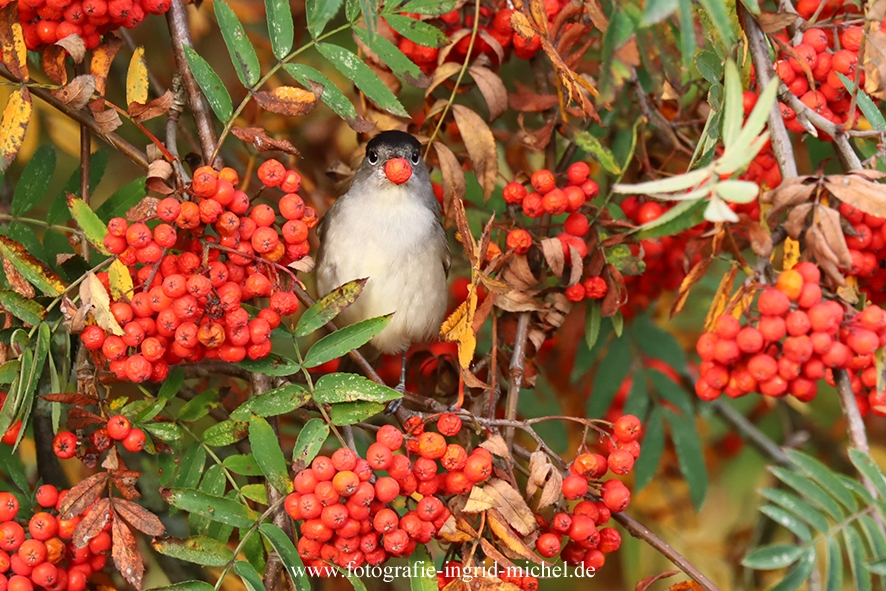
[504,312,530,449]
[710,399,792,466]
[0,68,149,170]
[834,371,879,492]
[166,0,221,168]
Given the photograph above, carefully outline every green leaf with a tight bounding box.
[165,489,259,529]
[677,0,695,71]
[769,466,844,521]
[868,558,886,576]
[858,514,886,562]
[838,474,875,505]
[354,27,425,83]
[133,399,166,424]
[635,198,707,239]
[67,195,110,256]
[295,278,367,337]
[231,384,310,420]
[303,314,392,368]
[574,131,622,175]
[260,524,311,591]
[849,448,886,500]
[314,372,401,404]
[152,535,235,566]
[223,454,263,476]
[760,505,811,543]
[623,368,649,418]
[183,46,233,121]
[826,537,843,591]
[306,0,344,39]
[837,73,886,131]
[240,484,268,504]
[398,0,456,14]
[48,151,109,225]
[633,405,663,492]
[584,300,601,350]
[641,0,678,25]
[742,544,804,570]
[665,408,707,509]
[202,420,249,447]
[248,415,293,495]
[283,64,358,121]
[179,390,219,423]
[649,369,693,417]
[316,43,408,116]
[190,464,227,535]
[0,291,45,325]
[235,353,301,377]
[717,77,778,174]
[7,323,50,447]
[785,450,857,512]
[329,401,386,425]
[586,337,631,419]
[292,418,328,466]
[758,488,829,533]
[722,60,742,149]
[0,360,20,384]
[265,0,294,59]
[174,446,206,490]
[235,561,265,591]
[771,549,816,591]
[846,526,873,591]
[144,422,182,442]
[611,311,624,337]
[631,314,687,370]
[0,237,65,296]
[158,367,185,401]
[94,176,146,222]
[385,14,448,47]
[695,50,722,86]
[11,145,55,216]
[739,0,760,14]
[696,0,736,47]
[147,581,216,591]
[409,545,437,591]
[215,0,261,87]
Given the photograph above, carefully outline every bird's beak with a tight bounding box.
[384,158,412,184]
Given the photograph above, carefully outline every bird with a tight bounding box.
[315,130,451,396]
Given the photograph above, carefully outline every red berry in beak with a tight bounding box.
[384,158,412,184]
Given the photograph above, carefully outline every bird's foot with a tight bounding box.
[384,397,403,416]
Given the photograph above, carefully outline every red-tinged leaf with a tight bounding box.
[66,407,106,430]
[508,86,559,112]
[0,4,28,80]
[254,86,317,116]
[90,36,123,97]
[635,570,680,591]
[71,498,111,549]
[126,197,159,222]
[59,472,109,519]
[601,265,626,317]
[111,470,142,500]
[451,105,498,201]
[0,87,32,172]
[112,511,144,589]
[41,392,98,406]
[3,259,34,298]
[93,108,122,134]
[433,143,465,220]
[469,65,507,120]
[42,45,68,84]
[670,258,712,318]
[231,127,301,156]
[112,498,165,536]
[129,90,174,123]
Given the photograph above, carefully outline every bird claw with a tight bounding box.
[384,397,403,416]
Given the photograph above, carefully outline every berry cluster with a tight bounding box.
[90,160,311,383]
[837,202,886,305]
[695,263,886,406]
[7,0,171,51]
[771,26,864,136]
[0,487,107,591]
[51,413,146,467]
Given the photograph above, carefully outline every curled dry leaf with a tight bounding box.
[815,205,852,268]
[89,36,124,97]
[567,245,583,287]
[126,197,159,222]
[864,2,886,101]
[112,498,165,536]
[754,11,800,33]
[540,238,565,279]
[254,86,317,116]
[146,160,174,195]
[462,485,497,514]
[231,127,301,156]
[486,509,549,565]
[526,450,551,498]
[469,66,508,121]
[501,255,539,291]
[670,259,713,318]
[783,202,813,239]
[479,538,518,571]
[432,143,465,220]
[288,255,315,274]
[93,108,123,134]
[703,266,738,332]
[66,407,106,430]
[479,434,511,460]
[425,62,462,98]
[81,272,126,336]
[823,173,886,219]
[634,570,681,591]
[2,259,34,298]
[42,46,68,85]
[482,478,537,536]
[761,176,816,224]
[112,512,144,589]
[129,90,174,123]
[806,224,847,286]
[538,467,562,510]
[451,105,498,201]
[508,86,560,112]
[56,33,86,63]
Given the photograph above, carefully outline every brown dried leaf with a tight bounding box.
[601,265,627,317]
[146,160,174,195]
[126,197,158,222]
[635,571,680,591]
[479,434,511,460]
[703,266,738,332]
[783,202,813,239]
[568,244,583,287]
[814,205,852,267]
[42,46,69,85]
[66,407,106,430]
[482,478,537,535]
[288,255,315,274]
[81,272,125,336]
[864,11,886,101]
[51,75,96,111]
[111,470,142,500]
[254,86,317,117]
[452,105,498,201]
[59,472,109,519]
[526,450,551,495]
[501,255,538,290]
[112,498,165,536]
[479,538,517,570]
[540,238,564,279]
[469,66,507,121]
[0,5,28,80]
[41,392,98,406]
[72,498,111,549]
[670,258,712,318]
[129,90,174,123]
[436,515,476,543]
[508,86,560,112]
[56,34,86,63]
[754,10,799,33]
[745,218,773,257]
[90,36,123,97]
[93,108,122,134]
[806,225,847,285]
[538,469,562,510]
[112,512,144,589]
[471,291,496,335]
[486,509,548,565]
[462,486,497,513]
[824,173,886,219]
[425,62,462,98]
[231,127,301,156]
[494,290,543,312]
[3,258,34,298]
[433,143,465,221]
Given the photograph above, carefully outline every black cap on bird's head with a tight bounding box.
[363,131,423,185]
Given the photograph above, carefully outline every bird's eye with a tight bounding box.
[411,151,420,165]
[368,150,379,165]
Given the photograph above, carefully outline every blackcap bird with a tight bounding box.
[315,131,451,394]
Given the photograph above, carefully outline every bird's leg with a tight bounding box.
[384,350,408,416]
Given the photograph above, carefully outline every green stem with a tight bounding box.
[0,215,82,235]
[210,23,352,163]
[293,342,348,449]
[179,422,244,496]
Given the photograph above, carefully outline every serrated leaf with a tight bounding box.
[306,0,343,39]
[292,418,328,467]
[0,290,45,325]
[635,198,707,239]
[152,536,234,567]
[174,446,206,490]
[786,450,857,512]
[409,545,437,591]
[695,50,722,85]
[165,489,258,529]
[0,236,65,296]
[67,194,110,255]
[11,144,54,216]
[316,43,408,116]
[385,14,448,47]
[240,484,268,505]
[769,467,844,521]
[215,0,261,88]
[248,415,292,495]
[760,505,812,542]
[665,408,707,509]
[354,26,425,83]
[283,64,358,122]
[183,46,233,121]
[223,454,263,477]
[94,176,145,223]
[158,367,184,400]
[303,314,392,368]
[234,561,264,591]
[849,448,886,501]
[234,353,301,377]
[399,0,456,14]
[649,369,693,417]
[202,419,249,447]
[231,384,310,420]
[329,401,386,425]
[742,544,804,570]
[633,406,664,492]
[837,73,886,132]
[260,524,311,591]
[265,0,294,59]
[574,131,621,175]
[696,0,736,47]
[145,422,181,442]
[295,278,367,337]
[758,488,829,533]
[313,372,401,404]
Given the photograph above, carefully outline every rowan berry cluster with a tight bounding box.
[283,415,491,571]
[0,487,107,591]
[7,0,171,51]
[50,413,146,467]
[837,202,886,305]
[89,160,311,383]
[695,263,886,405]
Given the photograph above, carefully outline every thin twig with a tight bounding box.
[835,370,880,497]
[504,312,530,449]
[710,399,792,465]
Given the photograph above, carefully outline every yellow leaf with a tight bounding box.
[80,272,124,336]
[108,259,133,302]
[782,237,800,270]
[126,47,149,106]
[0,6,29,81]
[0,87,31,172]
[703,266,738,332]
[440,286,478,370]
